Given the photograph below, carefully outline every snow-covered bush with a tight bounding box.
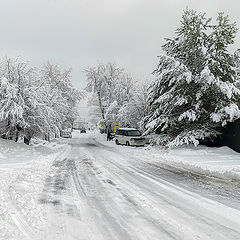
[145,9,240,146]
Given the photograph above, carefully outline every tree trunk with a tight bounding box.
[44,134,48,141]
[47,132,50,142]
[24,136,31,145]
[97,91,107,128]
[97,91,105,121]
[13,129,19,142]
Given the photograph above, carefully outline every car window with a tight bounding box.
[120,130,126,135]
[116,130,121,135]
[122,130,126,136]
[126,130,141,136]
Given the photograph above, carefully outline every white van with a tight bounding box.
[115,128,146,146]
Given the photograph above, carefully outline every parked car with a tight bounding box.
[115,128,146,146]
[61,130,72,138]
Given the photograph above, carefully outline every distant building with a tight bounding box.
[221,119,240,153]
[204,119,240,153]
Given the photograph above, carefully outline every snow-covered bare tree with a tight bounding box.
[0,76,25,140]
[85,63,135,128]
[86,93,103,126]
[0,58,37,142]
[118,82,150,130]
[40,62,82,136]
[0,57,82,144]
[145,9,240,146]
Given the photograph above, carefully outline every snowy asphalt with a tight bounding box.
[38,136,240,240]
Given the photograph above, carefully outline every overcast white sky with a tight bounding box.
[0,0,239,90]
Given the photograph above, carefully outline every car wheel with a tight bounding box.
[115,139,119,145]
[126,141,130,146]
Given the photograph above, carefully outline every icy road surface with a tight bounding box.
[39,136,240,240]
[1,134,240,240]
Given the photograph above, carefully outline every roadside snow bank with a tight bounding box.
[93,130,240,182]
[0,138,69,239]
[129,144,240,182]
[0,138,65,164]
[162,145,240,181]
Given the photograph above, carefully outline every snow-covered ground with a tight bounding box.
[0,138,69,239]
[1,131,240,240]
[97,132,240,182]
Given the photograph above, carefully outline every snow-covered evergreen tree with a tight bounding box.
[145,9,240,146]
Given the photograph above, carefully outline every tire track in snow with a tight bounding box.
[35,137,240,240]
[39,157,74,240]
[77,148,182,240]
[82,142,240,240]
[71,154,136,240]
[83,149,200,240]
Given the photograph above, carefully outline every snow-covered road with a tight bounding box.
[1,133,240,240]
[40,136,240,240]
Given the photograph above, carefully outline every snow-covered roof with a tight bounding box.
[118,128,138,131]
